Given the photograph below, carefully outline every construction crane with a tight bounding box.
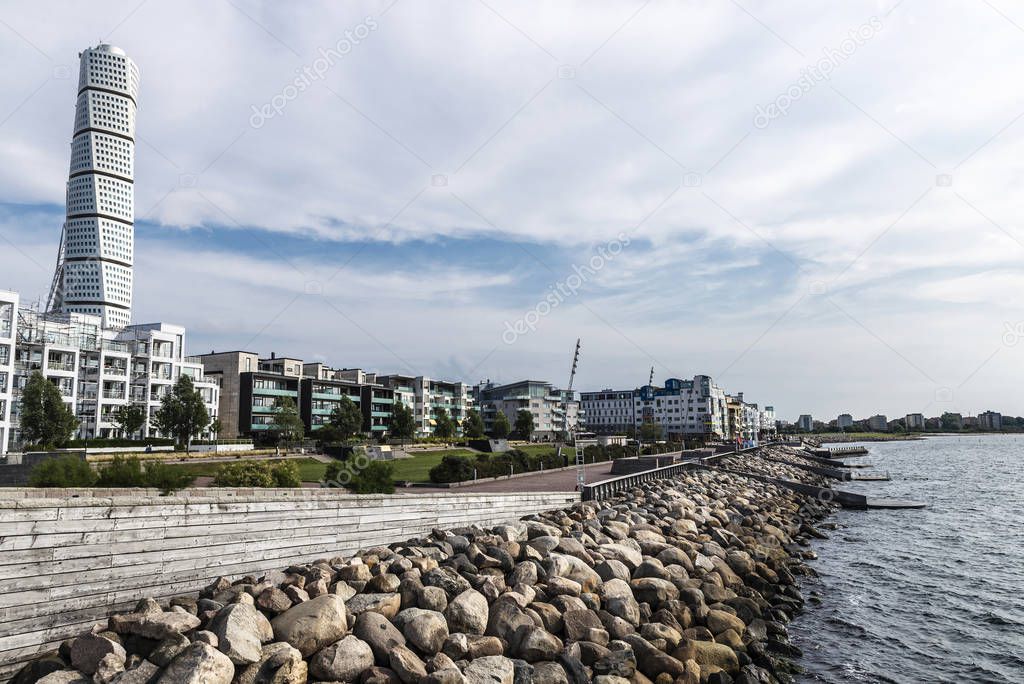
[648,365,654,388]
[555,339,582,490]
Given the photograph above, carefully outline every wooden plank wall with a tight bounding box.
[0,488,578,680]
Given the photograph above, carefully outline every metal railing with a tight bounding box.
[581,461,700,501]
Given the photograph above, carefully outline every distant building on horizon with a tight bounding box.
[837,413,854,429]
[48,44,139,329]
[978,411,1002,430]
[905,413,925,430]
[796,414,813,432]
[867,414,888,431]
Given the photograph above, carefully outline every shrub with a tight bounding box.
[429,455,475,483]
[211,460,303,487]
[95,455,146,486]
[141,461,194,494]
[349,461,394,494]
[270,461,301,487]
[212,461,276,487]
[29,456,96,487]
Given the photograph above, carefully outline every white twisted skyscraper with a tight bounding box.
[48,44,139,328]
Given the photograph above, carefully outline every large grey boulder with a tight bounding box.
[156,642,234,684]
[354,610,407,664]
[399,608,449,655]
[270,594,348,657]
[209,603,272,664]
[309,634,374,681]
[444,589,488,635]
[69,633,126,675]
[463,655,515,684]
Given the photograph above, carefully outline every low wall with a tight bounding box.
[0,487,578,679]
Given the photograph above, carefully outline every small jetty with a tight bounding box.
[862,498,926,509]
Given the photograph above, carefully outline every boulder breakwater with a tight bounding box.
[12,449,840,684]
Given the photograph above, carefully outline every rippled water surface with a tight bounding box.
[790,435,1024,683]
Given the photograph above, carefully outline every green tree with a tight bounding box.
[270,396,304,441]
[391,401,416,442]
[112,403,146,439]
[434,408,455,439]
[349,461,395,494]
[462,408,485,438]
[152,375,210,453]
[29,455,95,487]
[639,420,662,442]
[208,418,222,439]
[514,409,535,441]
[19,371,79,447]
[329,396,364,440]
[490,411,511,438]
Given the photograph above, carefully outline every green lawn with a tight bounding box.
[389,449,478,482]
[165,458,328,483]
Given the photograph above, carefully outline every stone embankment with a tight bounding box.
[12,450,836,684]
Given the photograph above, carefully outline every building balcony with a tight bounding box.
[253,387,294,397]
[103,366,128,376]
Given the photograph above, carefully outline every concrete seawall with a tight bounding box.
[0,487,577,679]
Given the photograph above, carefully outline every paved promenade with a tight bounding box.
[400,461,616,494]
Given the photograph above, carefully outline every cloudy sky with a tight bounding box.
[1,0,1023,421]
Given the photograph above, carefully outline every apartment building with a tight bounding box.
[634,376,728,440]
[0,295,219,453]
[837,413,854,429]
[198,353,393,439]
[578,389,634,434]
[378,374,472,437]
[867,414,888,431]
[905,413,925,430]
[0,292,17,454]
[796,414,814,432]
[978,411,1003,430]
[473,379,581,440]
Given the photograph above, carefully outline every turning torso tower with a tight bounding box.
[48,44,139,329]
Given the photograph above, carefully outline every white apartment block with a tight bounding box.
[379,374,472,437]
[837,413,854,428]
[48,44,139,329]
[0,296,218,453]
[0,291,18,454]
[579,389,634,433]
[635,376,728,439]
[473,380,582,440]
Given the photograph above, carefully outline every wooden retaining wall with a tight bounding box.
[0,487,578,679]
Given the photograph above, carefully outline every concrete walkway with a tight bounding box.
[399,461,616,494]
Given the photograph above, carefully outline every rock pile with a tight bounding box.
[15,451,836,684]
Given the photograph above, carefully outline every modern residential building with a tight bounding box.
[48,44,140,330]
[579,389,635,434]
[905,413,925,430]
[867,414,888,431]
[378,374,472,437]
[198,353,393,439]
[634,376,729,440]
[837,413,854,429]
[0,297,219,453]
[0,292,17,454]
[796,414,813,432]
[472,379,581,440]
[760,406,777,440]
[978,411,1002,430]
